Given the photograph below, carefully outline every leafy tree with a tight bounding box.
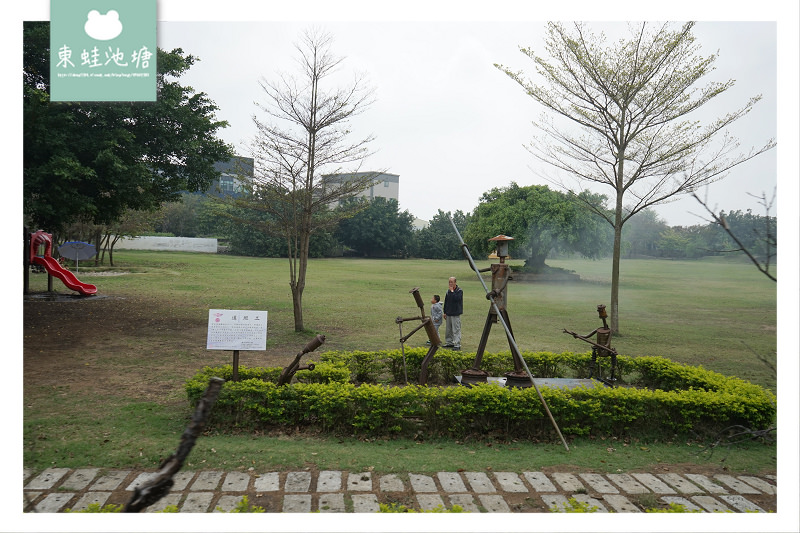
[335,197,414,257]
[220,29,381,331]
[496,22,775,332]
[692,189,777,281]
[622,209,669,258]
[463,183,610,272]
[23,22,233,234]
[413,210,470,260]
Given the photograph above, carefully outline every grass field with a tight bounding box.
[23,251,778,474]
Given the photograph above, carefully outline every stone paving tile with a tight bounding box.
[607,473,650,494]
[145,493,181,512]
[222,472,250,492]
[738,476,775,495]
[23,468,35,483]
[572,494,608,512]
[657,473,704,494]
[631,473,676,494]
[603,494,640,512]
[494,472,528,493]
[254,472,280,491]
[437,471,467,492]
[181,492,214,512]
[541,494,569,511]
[169,471,196,491]
[69,491,111,511]
[347,472,372,491]
[317,470,342,492]
[61,468,100,491]
[379,474,404,492]
[409,473,437,492]
[684,473,728,494]
[551,472,584,492]
[213,495,243,512]
[477,494,511,512]
[523,471,557,492]
[127,472,158,491]
[464,472,495,493]
[282,494,311,513]
[90,470,130,491]
[720,495,765,513]
[351,494,379,512]
[713,474,761,494]
[191,471,223,491]
[417,494,446,511]
[580,473,619,494]
[318,493,346,512]
[691,495,731,512]
[661,496,705,512]
[285,471,311,492]
[448,493,480,512]
[35,492,74,513]
[25,468,71,490]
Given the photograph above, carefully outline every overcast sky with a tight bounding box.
[151,17,783,227]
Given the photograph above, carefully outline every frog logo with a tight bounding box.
[84,9,123,41]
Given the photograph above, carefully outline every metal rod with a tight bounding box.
[449,216,570,452]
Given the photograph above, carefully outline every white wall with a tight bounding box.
[116,236,218,253]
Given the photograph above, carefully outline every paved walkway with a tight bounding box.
[23,467,776,513]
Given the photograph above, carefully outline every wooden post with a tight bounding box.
[232,350,239,382]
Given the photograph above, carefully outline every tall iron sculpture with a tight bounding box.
[461,235,531,388]
[448,217,570,451]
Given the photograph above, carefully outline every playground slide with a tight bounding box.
[32,255,97,296]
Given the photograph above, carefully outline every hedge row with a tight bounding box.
[185,350,775,440]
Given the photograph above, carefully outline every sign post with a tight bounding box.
[206,309,267,381]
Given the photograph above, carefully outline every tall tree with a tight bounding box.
[223,29,381,331]
[335,197,414,257]
[413,210,470,260]
[496,22,775,332]
[464,183,610,271]
[23,22,233,234]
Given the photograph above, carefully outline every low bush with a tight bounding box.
[185,351,776,441]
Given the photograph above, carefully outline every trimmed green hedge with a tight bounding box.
[185,350,775,440]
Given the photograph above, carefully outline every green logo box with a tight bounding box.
[50,0,156,101]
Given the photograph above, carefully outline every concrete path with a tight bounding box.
[23,467,776,513]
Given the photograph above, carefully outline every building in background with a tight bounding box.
[209,156,254,197]
[326,172,400,206]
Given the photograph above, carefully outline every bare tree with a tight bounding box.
[227,28,382,332]
[496,21,775,333]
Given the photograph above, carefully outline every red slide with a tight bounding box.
[29,230,97,296]
[31,255,97,296]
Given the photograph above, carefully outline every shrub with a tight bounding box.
[186,351,776,440]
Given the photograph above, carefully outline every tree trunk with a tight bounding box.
[610,191,624,335]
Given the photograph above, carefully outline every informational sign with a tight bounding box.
[206,309,267,351]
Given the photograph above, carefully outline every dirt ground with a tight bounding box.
[23,291,294,403]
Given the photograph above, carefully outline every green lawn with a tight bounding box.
[24,251,778,474]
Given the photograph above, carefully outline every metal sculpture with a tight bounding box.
[396,287,441,384]
[448,217,569,451]
[277,334,326,386]
[125,377,224,512]
[460,235,531,388]
[563,304,618,387]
